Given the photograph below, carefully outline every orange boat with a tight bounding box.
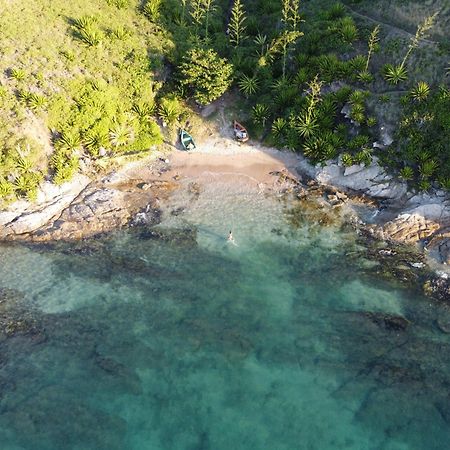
[234,120,249,143]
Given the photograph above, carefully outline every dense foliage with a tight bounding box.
[385,86,450,190]
[0,0,448,202]
[179,48,233,105]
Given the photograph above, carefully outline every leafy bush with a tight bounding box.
[0,178,14,199]
[10,68,26,81]
[327,3,346,20]
[158,96,182,126]
[71,16,104,46]
[179,48,233,105]
[143,0,162,23]
[383,64,407,84]
[238,75,259,97]
[394,87,450,189]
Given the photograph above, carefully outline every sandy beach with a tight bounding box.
[127,133,305,191]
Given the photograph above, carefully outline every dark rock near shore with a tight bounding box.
[364,312,411,331]
[424,276,450,302]
[129,204,162,227]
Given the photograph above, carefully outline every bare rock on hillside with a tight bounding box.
[30,181,169,241]
[382,195,450,250]
[0,175,91,238]
[315,159,408,200]
[0,175,175,241]
[382,213,441,243]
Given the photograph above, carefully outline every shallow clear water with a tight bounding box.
[0,179,450,450]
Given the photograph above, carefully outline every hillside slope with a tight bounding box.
[0,0,449,203]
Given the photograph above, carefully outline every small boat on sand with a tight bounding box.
[234,120,249,143]
[180,129,196,151]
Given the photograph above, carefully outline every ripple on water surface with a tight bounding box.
[0,179,449,450]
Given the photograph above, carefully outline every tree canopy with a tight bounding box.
[179,48,233,105]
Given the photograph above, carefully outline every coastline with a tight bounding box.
[0,129,449,299]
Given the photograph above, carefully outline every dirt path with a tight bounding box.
[346,5,439,46]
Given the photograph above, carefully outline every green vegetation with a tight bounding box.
[383,13,438,84]
[0,0,449,204]
[384,86,450,190]
[179,48,233,105]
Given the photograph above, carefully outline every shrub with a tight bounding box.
[383,64,407,84]
[238,75,259,97]
[252,103,270,127]
[349,55,366,73]
[179,48,233,105]
[72,15,97,30]
[341,152,354,166]
[71,16,103,46]
[10,68,26,81]
[366,116,377,127]
[339,17,358,43]
[14,171,43,200]
[83,130,109,156]
[350,103,365,123]
[143,0,162,23]
[357,70,373,83]
[158,96,182,125]
[111,26,131,40]
[132,101,156,121]
[348,90,369,105]
[0,178,14,199]
[399,166,414,180]
[354,148,372,166]
[51,150,79,184]
[271,117,287,142]
[410,81,430,102]
[109,121,134,148]
[77,27,104,46]
[327,3,346,20]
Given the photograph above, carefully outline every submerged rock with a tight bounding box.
[0,287,44,340]
[364,312,411,331]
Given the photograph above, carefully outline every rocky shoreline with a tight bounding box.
[0,143,449,301]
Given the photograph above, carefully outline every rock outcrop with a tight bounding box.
[0,175,173,241]
[382,192,450,264]
[313,157,408,200]
[299,157,450,265]
[0,175,91,238]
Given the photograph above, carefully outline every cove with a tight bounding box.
[0,177,449,450]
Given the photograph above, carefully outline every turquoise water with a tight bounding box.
[0,178,450,450]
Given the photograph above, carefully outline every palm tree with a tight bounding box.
[399,166,414,181]
[271,118,287,144]
[410,81,430,102]
[238,75,259,97]
[383,64,408,85]
[252,104,270,127]
[109,122,133,148]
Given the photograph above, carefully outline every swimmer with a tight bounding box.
[227,231,237,246]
